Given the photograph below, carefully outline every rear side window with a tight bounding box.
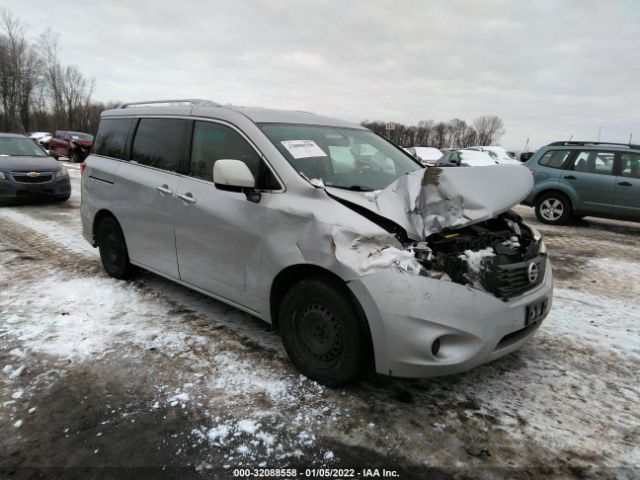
[132,118,185,172]
[190,121,280,189]
[570,151,614,175]
[538,150,572,169]
[620,152,640,179]
[93,118,133,159]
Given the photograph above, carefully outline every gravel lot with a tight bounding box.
[1,165,638,479]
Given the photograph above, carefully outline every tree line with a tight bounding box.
[0,8,116,135]
[362,115,506,148]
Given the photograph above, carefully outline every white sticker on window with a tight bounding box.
[280,140,326,159]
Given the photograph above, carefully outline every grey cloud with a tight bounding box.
[6,0,640,149]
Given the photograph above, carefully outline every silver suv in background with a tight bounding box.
[81,99,552,385]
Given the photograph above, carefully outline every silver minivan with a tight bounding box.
[81,99,553,386]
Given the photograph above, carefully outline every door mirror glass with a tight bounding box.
[213,159,256,188]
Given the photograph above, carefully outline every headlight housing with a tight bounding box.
[0,172,6,180]
[54,168,69,179]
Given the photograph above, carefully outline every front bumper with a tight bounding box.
[0,176,71,203]
[348,258,553,378]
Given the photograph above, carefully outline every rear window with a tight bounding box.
[538,149,572,169]
[93,118,133,159]
[131,118,185,171]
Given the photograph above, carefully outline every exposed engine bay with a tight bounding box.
[410,210,546,300]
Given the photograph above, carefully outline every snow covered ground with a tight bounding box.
[0,170,638,479]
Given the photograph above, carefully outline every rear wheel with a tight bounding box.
[279,277,368,386]
[97,216,136,279]
[535,193,572,225]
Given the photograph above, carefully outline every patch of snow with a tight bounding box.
[459,247,495,273]
[14,419,23,428]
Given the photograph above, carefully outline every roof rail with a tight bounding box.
[548,140,640,149]
[119,99,220,109]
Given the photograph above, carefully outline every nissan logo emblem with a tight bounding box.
[527,262,539,283]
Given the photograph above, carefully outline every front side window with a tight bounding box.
[132,118,185,171]
[259,124,420,191]
[93,118,133,159]
[0,137,47,157]
[538,149,572,169]
[190,121,279,189]
[570,151,614,175]
[620,152,640,179]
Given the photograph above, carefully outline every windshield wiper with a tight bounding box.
[329,185,374,192]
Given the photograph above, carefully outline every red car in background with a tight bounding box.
[49,130,94,163]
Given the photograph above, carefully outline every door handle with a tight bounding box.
[618,181,633,187]
[178,193,196,204]
[564,175,577,180]
[156,185,173,195]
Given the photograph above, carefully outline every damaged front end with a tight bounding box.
[327,164,546,300]
[413,211,547,300]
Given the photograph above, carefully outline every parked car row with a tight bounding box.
[28,130,94,162]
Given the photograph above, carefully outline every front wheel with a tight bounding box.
[279,277,369,386]
[97,217,136,279]
[69,150,81,163]
[535,193,572,225]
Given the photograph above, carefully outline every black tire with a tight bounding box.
[535,192,572,225]
[69,150,81,163]
[96,216,136,279]
[279,277,368,386]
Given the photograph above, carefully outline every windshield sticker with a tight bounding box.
[281,140,326,159]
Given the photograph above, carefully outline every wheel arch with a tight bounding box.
[92,209,120,244]
[270,264,375,369]
[533,188,576,210]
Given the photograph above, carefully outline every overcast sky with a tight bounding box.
[6,0,640,149]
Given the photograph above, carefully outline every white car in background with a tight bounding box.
[437,148,499,167]
[469,146,520,165]
[405,146,443,166]
[28,131,53,148]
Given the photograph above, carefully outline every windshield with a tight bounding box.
[0,137,48,157]
[70,133,93,141]
[260,124,421,191]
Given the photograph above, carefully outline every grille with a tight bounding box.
[11,172,53,184]
[492,255,546,300]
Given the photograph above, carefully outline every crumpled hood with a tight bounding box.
[0,155,62,172]
[325,164,533,241]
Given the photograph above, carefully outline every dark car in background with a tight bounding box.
[49,130,94,162]
[523,141,640,225]
[0,133,71,204]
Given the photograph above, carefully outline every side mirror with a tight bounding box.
[213,159,256,188]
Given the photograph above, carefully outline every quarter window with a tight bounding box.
[132,118,185,172]
[93,118,133,159]
[538,150,572,169]
[190,121,279,189]
[620,152,640,179]
[570,151,614,175]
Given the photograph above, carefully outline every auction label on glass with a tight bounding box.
[281,140,326,159]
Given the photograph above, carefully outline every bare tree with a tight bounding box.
[0,8,45,132]
[473,115,506,145]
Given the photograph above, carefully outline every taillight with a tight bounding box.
[528,168,535,175]
[80,162,86,174]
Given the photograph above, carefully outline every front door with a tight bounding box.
[174,120,282,313]
[560,150,616,215]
